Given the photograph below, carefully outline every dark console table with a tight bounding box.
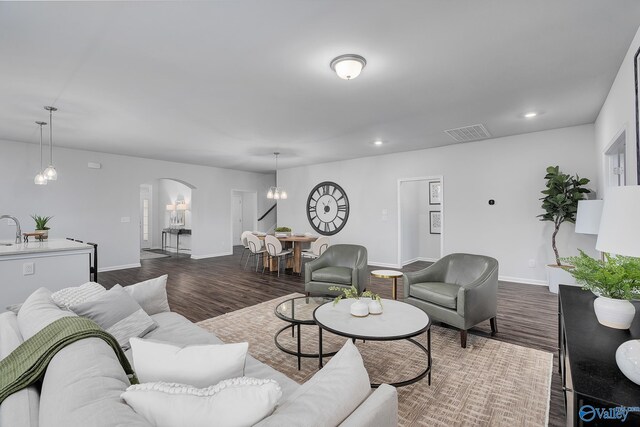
[161,228,191,255]
[559,285,640,426]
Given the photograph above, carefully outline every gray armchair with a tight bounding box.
[403,253,499,348]
[305,244,368,297]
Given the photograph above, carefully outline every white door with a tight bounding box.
[606,131,626,187]
[232,194,243,246]
[140,185,151,249]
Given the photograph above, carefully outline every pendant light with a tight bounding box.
[34,121,48,185]
[267,152,287,200]
[43,106,58,181]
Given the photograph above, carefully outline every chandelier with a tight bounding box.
[267,152,287,200]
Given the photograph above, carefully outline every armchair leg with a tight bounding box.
[460,330,467,348]
[490,317,498,336]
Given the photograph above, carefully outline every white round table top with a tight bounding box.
[371,269,403,278]
[314,299,430,339]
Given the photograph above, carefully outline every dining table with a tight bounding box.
[255,234,317,274]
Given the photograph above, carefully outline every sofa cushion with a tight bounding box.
[130,337,248,388]
[122,275,170,315]
[0,312,40,427]
[39,338,150,427]
[51,282,106,310]
[70,285,157,349]
[410,282,460,309]
[311,267,352,285]
[139,312,300,400]
[121,378,282,427]
[17,288,76,340]
[255,339,370,427]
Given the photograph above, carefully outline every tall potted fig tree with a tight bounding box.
[537,166,591,293]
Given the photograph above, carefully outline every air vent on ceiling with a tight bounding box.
[444,124,491,143]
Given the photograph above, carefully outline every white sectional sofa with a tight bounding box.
[0,286,398,427]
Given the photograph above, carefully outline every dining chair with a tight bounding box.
[239,231,252,264]
[263,235,293,277]
[301,236,330,260]
[245,233,266,272]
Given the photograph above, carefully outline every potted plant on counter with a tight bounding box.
[31,215,53,240]
[537,166,591,293]
[563,250,640,329]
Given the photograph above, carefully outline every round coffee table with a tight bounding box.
[371,269,403,300]
[313,299,431,387]
[274,296,337,370]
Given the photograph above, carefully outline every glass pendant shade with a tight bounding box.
[267,189,274,199]
[34,121,48,186]
[267,152,288,200]
[34,172,47,185]
[280,191,287,199]
[44,106,58,181]
[44,165,57,181]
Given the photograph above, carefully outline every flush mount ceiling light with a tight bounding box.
[43,106,58,181]
[373,140,383,146]
[34,121,48,185]
[523,111,539,119]
[267,152,287,200]
[330,54,367,80]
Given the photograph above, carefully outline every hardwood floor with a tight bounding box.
[101,246,564,426]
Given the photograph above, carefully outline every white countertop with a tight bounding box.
[0,239,93,257]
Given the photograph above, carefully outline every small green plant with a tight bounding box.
[563,250,640,300]
[538,166,591,266]
[275,226,291,232]
[329,285,383,307]
[31,215,53,230]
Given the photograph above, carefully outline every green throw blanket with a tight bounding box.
[0,316,138,404]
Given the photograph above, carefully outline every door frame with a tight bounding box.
[229,189,258,253]
[139,184,153,250]
[397,175,444,268]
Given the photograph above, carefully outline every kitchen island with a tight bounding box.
[0,239,93,308]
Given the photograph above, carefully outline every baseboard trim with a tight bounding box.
[99,263,141,273]
[369,261,402,269]
[191,252,233,260]
[498,275,548,286]
[402,257,438,266]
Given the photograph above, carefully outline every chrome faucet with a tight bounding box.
[0,215,22,244]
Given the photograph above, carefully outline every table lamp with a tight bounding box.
[575,200,604,235]
[596,186,640,257]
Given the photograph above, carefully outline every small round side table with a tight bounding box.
[371,269,403,300]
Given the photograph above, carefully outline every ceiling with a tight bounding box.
[1,1,640,173]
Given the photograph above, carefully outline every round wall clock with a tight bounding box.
[306,181,350,235]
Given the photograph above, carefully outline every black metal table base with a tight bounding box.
[274,323,338,370]
[318,327,432,388]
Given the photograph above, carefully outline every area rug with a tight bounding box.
[140,250,170,260]
[198,293,553,426]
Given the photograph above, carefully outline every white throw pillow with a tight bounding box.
[255,339,371,427]
[121,275,170,315]
[121,378,282,427]
[17,288,76,340]
[130,338,248,388]
[51,282,106,310]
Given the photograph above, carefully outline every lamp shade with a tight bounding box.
[166,204,176,211]
[596,186,640,257]
[575,200,604,235]
[176,202,188,211]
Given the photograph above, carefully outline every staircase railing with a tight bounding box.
[258,204,276,222]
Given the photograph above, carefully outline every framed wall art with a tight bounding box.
[429,211,441,234]
[429,181,442,205]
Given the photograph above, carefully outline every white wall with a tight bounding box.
[595,24,640,193]
[0,139,274,271]
[277,125,599,284]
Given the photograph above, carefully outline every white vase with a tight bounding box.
[616,340,640,385]
[368,299,383,315]
[593,296,636,329]
[350,300,369,317]
[545,265,576,294]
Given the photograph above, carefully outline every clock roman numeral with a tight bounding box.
[337,205,347,211]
